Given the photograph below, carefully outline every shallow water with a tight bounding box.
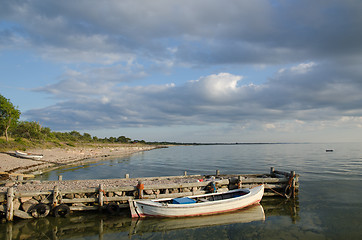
[1,143,362,239]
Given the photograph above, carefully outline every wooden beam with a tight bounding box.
[241,177,288,183]
[14,191,52,197]
[62,197,98,203]
[129,200,138,218]
[69,205,98,211]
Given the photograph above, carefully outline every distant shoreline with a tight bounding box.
[176,142,305,145]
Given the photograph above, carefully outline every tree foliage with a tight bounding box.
[117,136,131,143]
[0,94,147,146]
[0,94,21,141]
[12,121,53,141]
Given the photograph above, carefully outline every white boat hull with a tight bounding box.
[15,151,43,160]
[131,185,264,218]
[130,204,265,235]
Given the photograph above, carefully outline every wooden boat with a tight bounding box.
[15,150,43,160]
[130,204,265,234]
[130,185,264,218]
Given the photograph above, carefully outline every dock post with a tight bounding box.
[237,176,242,189]
[58,175,63,181]
[52,186,59,207]
[184,171,187,176]
[125,173,129,179]
[270,167,275,175]
[6,187,14,221]
[216,170,220,176]
[99,184,104,209]
[290,171,296,198]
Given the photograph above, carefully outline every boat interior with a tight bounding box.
[159,189,250,205]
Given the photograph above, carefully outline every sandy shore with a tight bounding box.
[0,145,160,176]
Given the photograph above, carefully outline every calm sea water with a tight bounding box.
[1,143,362,239]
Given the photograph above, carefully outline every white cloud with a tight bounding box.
[263,123,276,130]
[278,68,286,74]
[101,96,110,104]
[26,57,362,134]
[290,62,316,74]
[193,73,242,101]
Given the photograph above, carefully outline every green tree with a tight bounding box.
[41,126,53,139]
[70,131,82,140]
[13,121,50,141]
[82,133,92,142]
[117,135,131,143]
[0,94,21,141]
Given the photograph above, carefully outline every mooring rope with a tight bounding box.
[264,184,285,197]
[264,173,295,198]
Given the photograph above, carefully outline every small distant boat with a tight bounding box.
[15,150,43,160]
[130,185,264,218]
[326,149,334,152]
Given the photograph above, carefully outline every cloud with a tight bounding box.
[2,1,362,66]
[290,62,316,74]
[25,60,362,131]
[33,63,147,99]
[188,73,242,102]
[2,1,362,140]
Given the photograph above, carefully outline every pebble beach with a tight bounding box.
[0,145,160,176]
[0,144,201,199]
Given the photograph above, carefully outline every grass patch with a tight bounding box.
[0,137,151,153]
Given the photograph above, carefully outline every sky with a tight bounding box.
[1,0,362,143]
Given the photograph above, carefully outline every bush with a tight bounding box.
[66,142,76,147]
[12,121,45,140]
[14,137,26,143]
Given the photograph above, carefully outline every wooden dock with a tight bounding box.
[0,168,298,221]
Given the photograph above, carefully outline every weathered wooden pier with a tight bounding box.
[0,168,298,222]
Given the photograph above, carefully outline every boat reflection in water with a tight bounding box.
[0,204,266,239]
[130,204,265,235]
